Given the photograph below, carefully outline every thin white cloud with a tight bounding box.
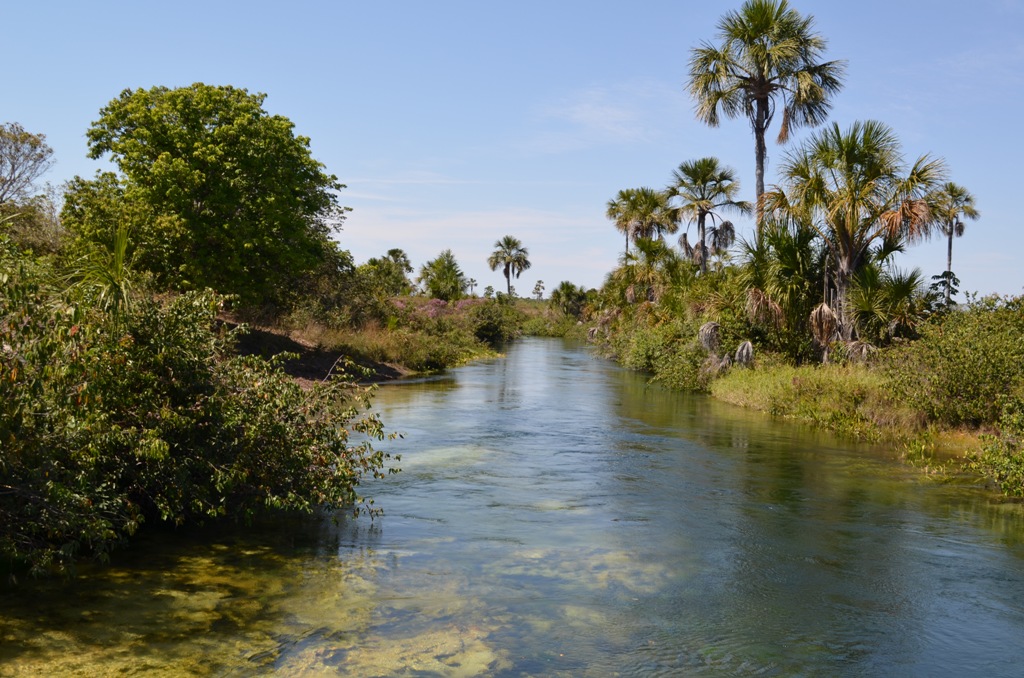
[525,80,689,154]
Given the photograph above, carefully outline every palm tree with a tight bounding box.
[688,0,845,227]
[67,219,135,332]
[606,189,634,255]
[667,157,752,275]
[848,263,929,345]
[417,249,467,301]
[612,237,682,304]
[550,281,587,318]
[487,235,531,296]
[739,217,824,361]
[928,181,979,306]
[606,187,676,255]
[764,120,945,340]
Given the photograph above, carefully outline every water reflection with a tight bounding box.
[3,338,1024,676]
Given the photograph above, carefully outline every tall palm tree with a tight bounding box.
[764,120,945,340]
[667,157,752,275]
[606,189,634,255]
[606,187,676,255]
[928,181,979,306]
[487,235,531,296]
[688,0,845,227]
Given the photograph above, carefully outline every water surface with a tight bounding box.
[3,338,1024,676]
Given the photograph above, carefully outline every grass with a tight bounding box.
[712,361,920,443]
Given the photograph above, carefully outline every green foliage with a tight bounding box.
[549,281,588,319]
[653,341,713,392]
[288,244,399,329]
[487,235,531,296]
[667,157,750,273]
[0,190,64,256]
[969,398,1024,496]
[605,188,677,253]
[738,218,823,362]
[765,120,945,339]
[0,250,394,576]
[469,297,524,346]
[418,249,467,301]
[358,248,414,298]
[884,294,1024,427]
[712,362,899,440]
[64,83,347,308]
[848,264,930,345]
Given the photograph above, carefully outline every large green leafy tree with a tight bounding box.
[688,0,845,227]
[487,235,531,296]
[667,157,751,274]
[63,83,347,307]
[764,120,945,340]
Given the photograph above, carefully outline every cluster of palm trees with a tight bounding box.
[416,235,532,302]
[603,0,979,357]
[606,157,751,276]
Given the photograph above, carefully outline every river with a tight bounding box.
[2,337,1024,676]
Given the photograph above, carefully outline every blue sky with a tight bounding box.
[7,1,1023,297]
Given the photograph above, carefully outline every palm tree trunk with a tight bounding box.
[698,212,708,275]
[945,225,954,306]
[835,263,854,341]
[754,98,769,234]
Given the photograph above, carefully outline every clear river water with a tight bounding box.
[3,337,1024,677]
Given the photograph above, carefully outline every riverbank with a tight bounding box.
[707,361,986,468]
[232,322,416,387]
[588,295,1024,497]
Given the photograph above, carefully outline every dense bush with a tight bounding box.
[970,398,1024,496]
[884,295,1024,427]
[1,253,395,576]
[469,296,525,345]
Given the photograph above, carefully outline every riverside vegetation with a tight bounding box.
[0,85,586,578]
[2,1,1020,579]
[588,0,1023,499]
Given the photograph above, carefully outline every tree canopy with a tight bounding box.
[487,235,531,296]
[63,83,348,307]
[0,123,54,207]
[688,0,844,226]
[667,157,751,273]
[418,249,467,301]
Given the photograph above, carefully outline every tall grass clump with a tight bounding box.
[712,362,904,441]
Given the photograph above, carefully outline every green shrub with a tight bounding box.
[1,259,395,576]
[969,397,1024,496]
[469,298,524,346]
[653,342,712,392]
[884,295,1024,427]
